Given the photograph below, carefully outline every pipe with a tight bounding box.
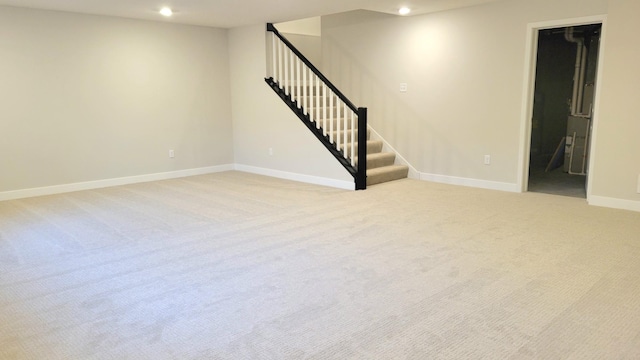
[564,27,585,116]
[568,131,577,174]
[577,44,588,114]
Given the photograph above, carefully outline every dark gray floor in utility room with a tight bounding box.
[528,165,586,198]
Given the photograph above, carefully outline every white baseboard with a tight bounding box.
[5,163,637,212]
[234,164,354,190]
[0,165,234,201]
[588,195,640,213]
[419,172,520,192]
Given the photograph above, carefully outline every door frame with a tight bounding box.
[517,15,608,198]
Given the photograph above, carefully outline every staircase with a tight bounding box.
[265,24,408,189]
[333,124,408,186]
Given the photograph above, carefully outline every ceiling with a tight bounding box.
[0,0,505,28]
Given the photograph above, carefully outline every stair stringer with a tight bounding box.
[367,126,420,180]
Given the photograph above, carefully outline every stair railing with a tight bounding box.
[265,23,367,190]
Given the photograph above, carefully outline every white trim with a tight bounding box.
[234,164,354,190]
[524,15,607,31]
[368,126,420,180]
[517,19,539,193]
[0,165,234,201]
[589,196,640,213]
[419,172,519,193]
[585,16,607,199]
[518,15,607,194]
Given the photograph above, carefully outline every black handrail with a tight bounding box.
[267,23,358,114]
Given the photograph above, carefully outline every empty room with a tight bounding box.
[1,0,640,359]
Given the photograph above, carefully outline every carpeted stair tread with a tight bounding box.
[367,165,409,186]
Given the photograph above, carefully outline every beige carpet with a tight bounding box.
[1,171,639,359]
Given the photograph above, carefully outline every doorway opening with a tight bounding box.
[527,23,602,198]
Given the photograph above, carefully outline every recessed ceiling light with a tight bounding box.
[399,7,411,16]
[159,7,173,17]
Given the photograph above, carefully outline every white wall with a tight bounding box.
[3,1,639,209]
[321,0,609,192]
[276,17,321,36]
[0,6,233,197]
[277,17,323,77]
[589,0,640,210]
[228,25,353,189]
[280,33,323,66]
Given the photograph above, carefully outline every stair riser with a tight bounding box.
[367,153,396,169]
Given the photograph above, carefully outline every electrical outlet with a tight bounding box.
[269,148,273,156]
[400,83,408,92]
[484,155,491,165]
[169,149,175,158]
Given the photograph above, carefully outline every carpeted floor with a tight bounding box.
[1,171,639,359]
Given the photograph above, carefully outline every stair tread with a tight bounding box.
[366,165,409,186]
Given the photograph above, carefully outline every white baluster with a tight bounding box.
[277,38,281,83]
[283,46,289,96]
[308,69,313,121]
[343,102,348,157]
[322,84,327,134]
[329,90,334,143]
[336,99,341,151]
[316,79,321,128]
[302,65,307,115]
[296,57,301,108]
[271,34,277,82]
[290,50,295,99]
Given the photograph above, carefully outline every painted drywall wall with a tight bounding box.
[589,0,640,209]
[281,33,323,66]
[277,17,322,65]
[277,16,321,36]
[228,25,353,188]
[321,0,608,191]
[0,6,233,194]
